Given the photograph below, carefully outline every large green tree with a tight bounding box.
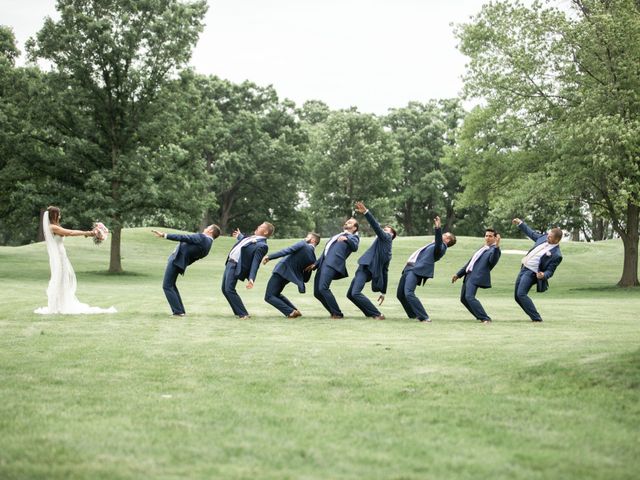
[457,0,640,286]
[307,109,401,234]
[28,0,208,272]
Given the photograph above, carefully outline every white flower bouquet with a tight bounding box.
[93,222,109,245]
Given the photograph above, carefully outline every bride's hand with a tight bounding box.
[85,230,96,237]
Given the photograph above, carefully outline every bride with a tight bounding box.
[35,206,117,315]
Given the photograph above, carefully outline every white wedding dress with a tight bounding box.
[34,211,117,315]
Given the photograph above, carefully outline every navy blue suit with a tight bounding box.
[313,231,359,317]
[222,233,268,317]
[514,222,563,321]
[347,210,393,317]
[396,227,447,321]
[264,240,316,316]
[456,244,501,321]
[162,232,214,315]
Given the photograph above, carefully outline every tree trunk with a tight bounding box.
[37,209,45,242]
[109,224,123,273]
[617,203,639,287]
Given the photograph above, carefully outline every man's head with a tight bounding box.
[343,217,358,234]
[547,227,563,245]
[305,232,321,246]
[443,232,456,247]
[204,224,221,239]
[484,228,497,246]
[384,225,398,240]
[255,222,275,238]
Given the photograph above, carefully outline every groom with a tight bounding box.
[152,224,221,316]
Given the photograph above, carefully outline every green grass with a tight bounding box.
[1,228,639,479]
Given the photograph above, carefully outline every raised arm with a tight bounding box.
[513,218,543,242]
[264,240,305,263]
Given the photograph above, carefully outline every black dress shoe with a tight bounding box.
[531,319,543,322]
[418,318,431,323]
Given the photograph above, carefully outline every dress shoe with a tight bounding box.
[481,320,491,325]
[372,315,385,320]
[418,318,431,323]
[330,314,344,319]
[531,319,543,322]
[172,313,186,317]
[288,310,302,318]
[238,315,251,320]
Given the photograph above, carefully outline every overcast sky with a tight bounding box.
[3,0,498,114]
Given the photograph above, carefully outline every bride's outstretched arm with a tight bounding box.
[50,224,95,237]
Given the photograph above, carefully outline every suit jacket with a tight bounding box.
[269,240,317,293]
[405,227,447,284]
[456,244,501,288]
[314,231,360,280]
[357,210,393,293]
[518,222,563,292]
[166,233,213,274]
[226,233,268,281]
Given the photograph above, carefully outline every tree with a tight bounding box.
[28,0,208,272]
[456,0,640,286]
[307,109,401,234]
[385,100,465,235]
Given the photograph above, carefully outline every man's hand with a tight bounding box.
[495,234,501,247]
[337,235,348,242]
[232,228,240,238]
[304,264,316,272]
[246,280,254,289]
[536,272,545,280]
[354,201,367,214]
[434,216,441,229]
[151,229,164,238]
[377,294,385,306]
[451,274,459,283]
[512,218,522,225]
[262,256,270,265]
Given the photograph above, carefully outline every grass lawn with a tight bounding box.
[1,228,639,479]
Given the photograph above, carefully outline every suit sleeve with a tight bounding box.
[518,222,544,242]
[248,243,268,282]
[487,246,501,268]
[365,210,391,244]
[543,255,562,279]
[433,228,444,260]
[456,262,469,278]
[345,234,360,252]
[268,241,305,260]
[165,233,201,244]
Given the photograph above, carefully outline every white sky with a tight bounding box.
[3,0,500,114]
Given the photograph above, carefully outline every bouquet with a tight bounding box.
[93,222,109,245]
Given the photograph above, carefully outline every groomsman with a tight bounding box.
[310,217,360,318]
[262,232,320,318]
[397,216,456,322]
[512,218,563,322]
[222,222,274,319]
[452,228,501,323]
[152,224,221,316]
[347,202,397,319]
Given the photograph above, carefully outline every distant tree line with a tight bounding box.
[0,0,637,286]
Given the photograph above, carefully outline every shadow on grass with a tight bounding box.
[84,270,150,277]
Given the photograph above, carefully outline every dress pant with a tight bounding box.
[162,261,185,315]
[460,278,490,321]
[221,261,249,317]
[264,273,297,316]
[396,269,429,321]
[314,265,343,316]
[514,267,542,320]
[347,266,381,317]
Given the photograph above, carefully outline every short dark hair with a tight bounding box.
[549,227,563,241]
[485,228,497,236]
[445,232,457,246]
[309,232,321,244]
[207,224,221,239]
[385,225,398,239]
